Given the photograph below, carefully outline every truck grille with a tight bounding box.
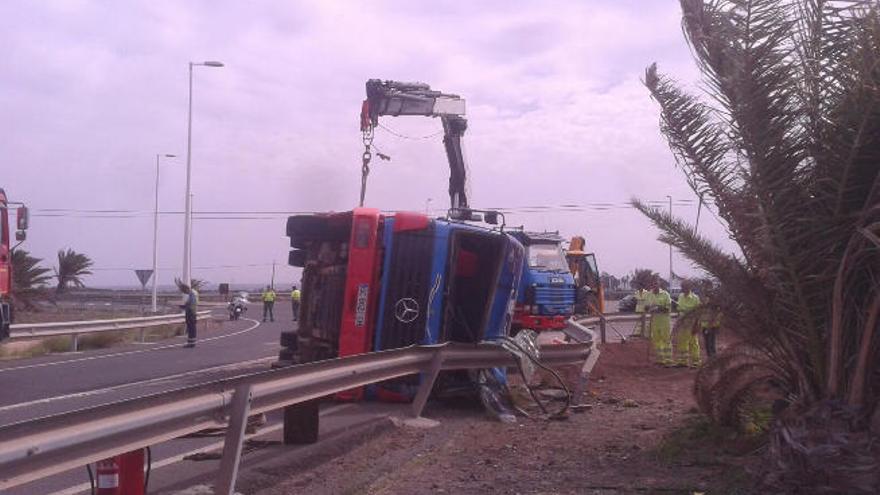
[378,228,434,350]
[534,285,575,313]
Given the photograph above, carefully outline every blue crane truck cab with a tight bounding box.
[277,207,524,443]
[510,231,576,332]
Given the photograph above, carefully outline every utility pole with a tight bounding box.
[666,195,673,288]
[271,260,276,289]
[694,193,704,232]
[182,60,224,287]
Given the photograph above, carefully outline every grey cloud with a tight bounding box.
[2,0,730,286]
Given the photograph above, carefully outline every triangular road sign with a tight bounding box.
[135,269,154,288]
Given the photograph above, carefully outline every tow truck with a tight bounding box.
[0,189,29,341]
[510,231,576,332]
[275,80,524,444]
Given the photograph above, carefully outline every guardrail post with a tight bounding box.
[215,384,252,495]
[410,351,444,418]
[640,313,647,338]
[599,316,607,344]
[570,346,601,406]
[71,334,79,352]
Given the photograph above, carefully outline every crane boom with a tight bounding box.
[360,79,470,213]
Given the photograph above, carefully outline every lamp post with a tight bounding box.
[182,60,224,287]
[152,153,176,312]
[666,195,673,288]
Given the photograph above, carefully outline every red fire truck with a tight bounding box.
[1,188,29,341]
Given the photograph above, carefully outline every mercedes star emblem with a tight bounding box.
[394,297,420,323]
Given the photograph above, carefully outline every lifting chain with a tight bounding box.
[359,125,375,207]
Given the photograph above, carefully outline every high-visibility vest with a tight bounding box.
[291,289,301,302]
[645,290,671,311]
[635,289,647,313]
[262,290,276,302]
[701,307,723,328]
[677,292,700,313]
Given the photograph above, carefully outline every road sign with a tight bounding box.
[135,269,154,289]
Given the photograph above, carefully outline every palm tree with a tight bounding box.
[54,249,93,293]
[638,1,880,492]
[12,250,52,291]
[11,250,53,309]
[630,268,658,290]
[174,277,207,293]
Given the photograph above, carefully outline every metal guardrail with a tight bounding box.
[7,310,213,351]
[0,340,592,493]
[575,312,679,343]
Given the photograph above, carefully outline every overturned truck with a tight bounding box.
[277,207,524,443]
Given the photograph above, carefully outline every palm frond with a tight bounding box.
[55,248,94,293]
[11,250,52,290]
[644,2,880,491]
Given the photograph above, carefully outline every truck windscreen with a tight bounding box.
[527,244,568,272]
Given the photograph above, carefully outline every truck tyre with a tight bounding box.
[283,400,320,444]
[279,330,297,348]
[278,347,295,361]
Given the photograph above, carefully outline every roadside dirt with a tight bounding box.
[251,339,758,495]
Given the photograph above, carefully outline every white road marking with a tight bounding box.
[0,318,263,374]
[48,404,356,495]
[0,354,277,414]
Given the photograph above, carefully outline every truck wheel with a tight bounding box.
[278,347,295,361]
[283,400,319,444]
[279,330,297,348]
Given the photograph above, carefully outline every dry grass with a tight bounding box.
[0,322,188,360]
[15,308,141,324]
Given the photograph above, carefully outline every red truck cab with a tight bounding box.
[0,188,28,341]
[0,189,12,339]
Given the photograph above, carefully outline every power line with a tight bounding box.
[30,199,714,219]
[90,263,278,272]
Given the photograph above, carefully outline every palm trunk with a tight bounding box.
[827,235,858,396]
[847,295,880,406]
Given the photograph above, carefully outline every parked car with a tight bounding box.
[618,294,637,313]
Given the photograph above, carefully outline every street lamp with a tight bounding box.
[152,153,176,312]
[182,60,224,287]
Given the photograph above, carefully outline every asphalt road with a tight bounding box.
[0,301,295,426]
[7,402,402,495]
[0,305,641,494]
[1,301,405,494]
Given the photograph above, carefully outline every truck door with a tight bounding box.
[441,229,504,343]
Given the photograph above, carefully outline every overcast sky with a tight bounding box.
[2,0,736,288]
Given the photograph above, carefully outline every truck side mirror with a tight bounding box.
[16,206,28,231]
[484,211,499,225]
[15,230,26,242]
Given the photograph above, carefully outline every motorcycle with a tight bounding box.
[228,294,249,320]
